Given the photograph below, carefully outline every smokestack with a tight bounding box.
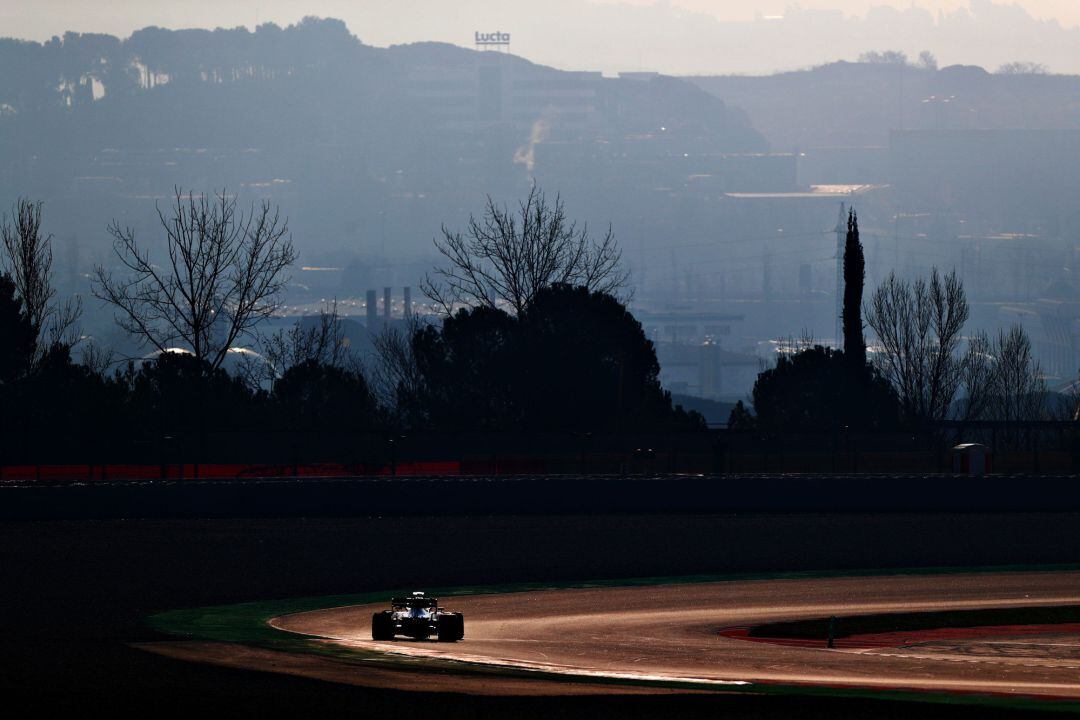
[366,289,377,329]
[403,286,412,318]
[383,287,392,321]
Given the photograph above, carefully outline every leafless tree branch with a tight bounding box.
[92,188,296,371]
[987,325,1047,424]
[370,314,426,423]
[865,268,969,423]
[243,300,349,390]
[420,186,630,315]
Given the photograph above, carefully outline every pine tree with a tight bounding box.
[842,209,866,367]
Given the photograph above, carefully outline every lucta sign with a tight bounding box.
[475,31,511,46]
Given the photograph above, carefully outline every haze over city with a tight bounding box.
[5,0,1080,405]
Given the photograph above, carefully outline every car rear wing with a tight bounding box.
[391,597,438,606]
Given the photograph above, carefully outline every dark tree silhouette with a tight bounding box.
[726,400,755,430]
[411,284,702,432]
[412,305,521,430]
[750,346,899,432]
[10,343,124,433]
[842,209,866,368]
[516,284,689,431]
[120,352,257,433]
[0,274,34,385]
[1,199,82,361]
[0,267,117,445]
[272,359,378,431]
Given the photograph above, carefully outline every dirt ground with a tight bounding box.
[4,512,1080,717]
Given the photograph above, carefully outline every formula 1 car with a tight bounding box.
[371,591,465,642]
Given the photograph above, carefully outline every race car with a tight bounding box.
[371,591,465,642]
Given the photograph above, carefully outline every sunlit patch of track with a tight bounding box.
[269,570,1080,700]
[303,635,754,687]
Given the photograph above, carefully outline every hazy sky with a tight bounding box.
[4,1,1080,74]
[606,0,1080,24]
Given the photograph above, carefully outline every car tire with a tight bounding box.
[371,611,394,640]
[437,613,464,642]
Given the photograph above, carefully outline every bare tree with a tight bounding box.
[987,325,1047,423]
[955,325,1047,448]
[957,329,994,424]
[241,300,349,389]
[1,198,82,358]
[865,269,970,422]
[370,314,426,423]
[868,267,1049,428]
[421,186,629,315]
[93,188,296,371]
[78,340,117,378]
[263,301,347,370]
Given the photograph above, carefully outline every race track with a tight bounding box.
[270,571,1080,699]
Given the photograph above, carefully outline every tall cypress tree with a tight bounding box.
[842,209,866,368]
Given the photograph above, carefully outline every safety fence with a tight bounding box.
[0,461,465,483]
[2,423,1079,482]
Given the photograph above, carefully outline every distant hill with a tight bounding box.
[7,0,1080,76]
[0,18,765,264]
[690,61,1080,150]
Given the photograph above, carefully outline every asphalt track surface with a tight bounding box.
[270,571,1080,700]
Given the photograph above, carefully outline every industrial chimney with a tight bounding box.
[366,289,377,329]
